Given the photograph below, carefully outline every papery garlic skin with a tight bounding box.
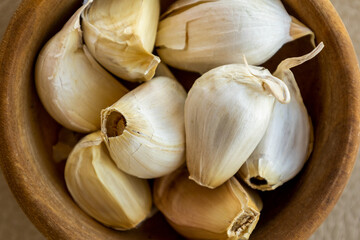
[65,131,152,230]
[185,63,290,189]
[101,77,186,179]
[156,0,313,74]
[154,168,263,240]
[35,3,128,133]
[155,62,176,79]
[238,43,324,191]
[82,0,160,82]
[52,128,83,163]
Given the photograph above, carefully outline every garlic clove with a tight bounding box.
[185,62,290,189]
[238,43,324,191]
[155,62,176,79]
[156,0,314,74]
[35,2,128,133]
[52,128,83,163]
[65,131,152,230]
[154,168,262,240]
[82,0,161,82]
[101,76,186,179]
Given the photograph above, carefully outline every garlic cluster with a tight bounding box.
[154,168,263,240]
[35,2,128,133]
[34,0,325,238]
[65,131,152,230]
[156,0,314,74]
[238,43,324,191]
[101,76,186,179]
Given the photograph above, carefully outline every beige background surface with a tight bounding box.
[0,0,359,239]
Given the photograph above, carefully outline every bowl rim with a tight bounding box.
[1,0,360,239]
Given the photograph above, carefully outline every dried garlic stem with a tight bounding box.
[290,16,315,46]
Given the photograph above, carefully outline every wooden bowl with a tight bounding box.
[1,0,359,239]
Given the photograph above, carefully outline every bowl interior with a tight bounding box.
[1,0,359,239]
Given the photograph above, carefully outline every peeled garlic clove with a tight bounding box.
[154,168,263,240]
[156,0,314,74]
[239,43,324,191]
[185,62,290,189]
[101,77,186,179]
[81,0,160,82]
[65,131,152,230]
[35,3,128,133]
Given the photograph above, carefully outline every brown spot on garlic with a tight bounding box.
[250,176,268,186]
[105,112,126,138]
[229,209,258,237]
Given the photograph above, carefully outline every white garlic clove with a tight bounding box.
[65,131,152,230]
[156,0,314,74]
[101,77,186,179]
[185,62,290,189]
[35,2,128,133]
[239,43,324,191]
[154,168,263,240]
[82,0,161,82]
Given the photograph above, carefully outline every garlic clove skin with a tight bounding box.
[156,0,314,74]
[52,128,83,163]
[238,43,324,191]
[155,62,176,79]
[35,2,128,133]
[82,0,160,82]
[101,76,186,179]
[185,63,290,189]
[154,168,263,240]
[65,131,152,230]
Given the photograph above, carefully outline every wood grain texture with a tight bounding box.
[0,0,359,240]
[310,1,360,238]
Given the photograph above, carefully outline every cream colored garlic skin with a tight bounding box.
[52,128,83,163]
[156,0,313,74]
[239,43,324,191]
[35,2,128,133]
[185,63,290,189]
[82,0,160,82]
[101,77,186,179]
[154,168,263,240]
[65,131,152,230]
[155,62,176,79]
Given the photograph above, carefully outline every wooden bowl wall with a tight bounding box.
[1,0,360,239]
